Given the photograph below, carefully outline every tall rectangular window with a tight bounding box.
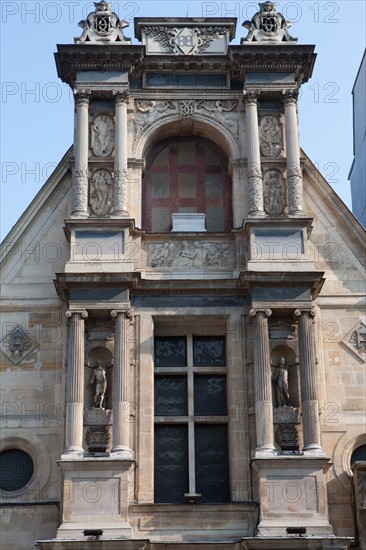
[154,334,229,503]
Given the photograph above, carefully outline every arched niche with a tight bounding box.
[84,345,113,410]
[270,344,300,408]
[141,136,233,232]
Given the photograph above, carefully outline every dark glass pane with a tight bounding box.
[195,425,229,503]
[193,336,226,366]
[155,376,187,416]
[0,450,34,492]
[194,376,227,415]
[155,425,188,503]
[155,336,187,367]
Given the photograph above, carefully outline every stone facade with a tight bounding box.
[0,3,365,550]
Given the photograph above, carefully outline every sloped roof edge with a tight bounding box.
[0,147,72,264]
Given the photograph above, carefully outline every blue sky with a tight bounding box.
[1,1,365,239]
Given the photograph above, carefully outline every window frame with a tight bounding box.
[154,331,229,502]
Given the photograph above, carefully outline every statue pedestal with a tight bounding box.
[56,457,134,540]
[252,456,334,538]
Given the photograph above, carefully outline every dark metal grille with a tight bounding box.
[0,449,34,492]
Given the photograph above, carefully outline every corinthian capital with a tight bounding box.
[282,89,299,106]
[243,90,261,106]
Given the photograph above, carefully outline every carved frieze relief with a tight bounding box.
[148,241,232,269]
[134,99,239,139]
[89,168,113,216]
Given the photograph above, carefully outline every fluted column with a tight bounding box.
[64,310,88,455]
[244,91,265,216]
[283,90,305,215]
[250,308,276,454]
[72,90,90,217]
[294,308,324,454]
[113,91,129,216]
[111,310,133,457]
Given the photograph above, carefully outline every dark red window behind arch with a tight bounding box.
[142,137,232,232]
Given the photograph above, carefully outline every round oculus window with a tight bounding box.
[0,449,34,492]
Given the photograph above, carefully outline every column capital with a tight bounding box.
[66,310,88,319]
[113,89,130,105]
[282,89,299,106]
[294,308,315,319]
[73,89,91,105]
[249,308,272,318]
[243,90,261,106]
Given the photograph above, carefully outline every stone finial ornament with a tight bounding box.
[75,1,131,44]
[242,2,297,43]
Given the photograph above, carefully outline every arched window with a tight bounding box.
[142,137,232,232]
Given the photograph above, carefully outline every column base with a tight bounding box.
[288,210,306,216]
[61,446,84,459]
[111,446,134,460]
[70,211,89,218]
[111,209,129,217]
[253,446,277,458]
[303,444,327,457]
[248,211,266,217]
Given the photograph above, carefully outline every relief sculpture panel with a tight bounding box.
[263,168,286,216]
[89,169,113,216]
[149,241,232,269]
[91,114,114,157]
[259,115,282,157]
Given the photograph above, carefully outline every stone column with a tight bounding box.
[249,308,275,455]
[294,308,324,454]
[111,310,133,457]
[113,91,129,216]
[72,90,90,217]
[283,90,305,215]
[64,310,88,455]
[244,91,264,216]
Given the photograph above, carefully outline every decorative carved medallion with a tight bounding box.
[263,168,286,216]
[75,1,130,44]
[149,241,231,269]
[89,169,113,216]
[275,423,299,452]
[242,2,297,43]
[85,425,110,453]
[341,321,366,360]
[91,114,114,158]
[259,115,282,157]
[143,25,230,55]
[0,325,38,365]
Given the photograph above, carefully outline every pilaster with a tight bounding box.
[249,308,276,456]
[63,310,88,455]
[294,308,325,455]
[72,90,90,217]
[244,91,265,216]
[283,90,305,216]
[113,91,130,217]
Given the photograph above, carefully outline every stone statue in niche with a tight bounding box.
[263,168,285,216]
[272,356,290,407]
[242,1,297,43]
[90,360,108,408]
[90,169,113,216]
[91,114,114,157]
[259,115,282,157]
